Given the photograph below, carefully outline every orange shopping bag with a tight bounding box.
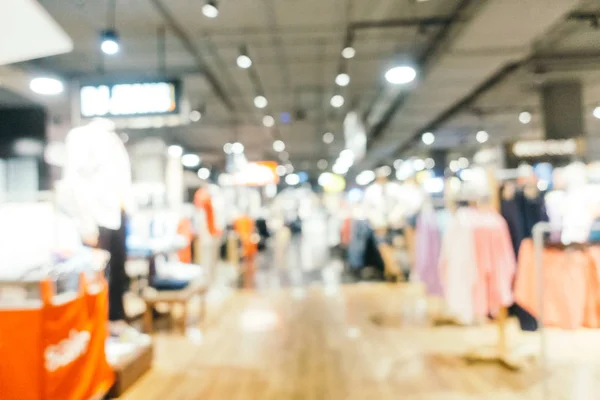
[0,275,114,400]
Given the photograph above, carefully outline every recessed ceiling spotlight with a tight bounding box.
[223,142,232,154]
[330,95,344,108]
[262,115,275,127]
[254,95,268,109]
[30,77,64,95]
[100,29,120,55]
[232,142,244,154]
[476,130,489,143]
[335,73,350,87]
[197,167,210,180]
[594,107,600,120]
[202,0,219,18]
[273,140,285,152]
[181,154,201,168]
[323,132,334,144]
[519,111,532,124]
[421,132,435,145]
[236,45,252,69]
[342,46,356,59]
[385,66,417,85]
[189,110,202,122]
[276,165,286,176]
[317,159,328,170]
[168,145,183,158]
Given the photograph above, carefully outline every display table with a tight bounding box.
[107,339,153,398]
[142,277,208,334]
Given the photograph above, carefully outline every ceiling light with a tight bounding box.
[332,163,348,175]
[317,159,328,170]
[449,160,459,173]
[197,167,210,180]
[323,132,334,144]
[276,165,286,176]
[181,154,201,168]
[279,151,289,161]
[236,46,252,69]
[411,159,424,171]
[595,107,600,120]
[421,132,435,145]
[458,157,469,169]
[341,46,356,59]
[425,158,435,169]
[318,172,333,187]
[189,110,202,122]
[335,73,350,87]
[168,145,183,158]
[385,66,417,85]
[356,170,376,186]
[476,130,489,143]
[30,77,64,95]
[330,95,344,108]
[236,54,252,68]
[202,0,219,18]
[254,95,268,109]
[273,140,285,152]
[393,159,403,169]
[340,149,354,160]
[285,164,294,173]
[285,173,300,185]
[100,29,120,55]
[232,142,244,154]
[262,115,275,127]
[519,111,532,124]
[14,139,43,156]
[223,142,232,154]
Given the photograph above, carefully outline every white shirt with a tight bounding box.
[62,120,131,233]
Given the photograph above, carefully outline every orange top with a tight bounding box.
[234,215,258,259]
[194,187,220,237]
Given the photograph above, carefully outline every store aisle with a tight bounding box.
[118,283,600,399]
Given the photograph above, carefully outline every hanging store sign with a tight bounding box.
[510,138,583,158]
[79,80,180,118]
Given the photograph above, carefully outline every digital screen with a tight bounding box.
[80,81,180,118]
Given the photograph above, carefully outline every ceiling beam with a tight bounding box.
[147,0,235,112]
[365,0,477,149]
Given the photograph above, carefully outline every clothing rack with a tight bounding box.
[532,221,600,380]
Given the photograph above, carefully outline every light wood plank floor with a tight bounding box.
[120,283,600,400]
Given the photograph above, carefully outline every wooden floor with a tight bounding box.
[119,282,600,400]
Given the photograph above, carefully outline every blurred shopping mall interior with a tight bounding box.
[2,0,600,399]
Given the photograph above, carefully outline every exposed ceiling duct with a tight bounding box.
[362,0,581,167]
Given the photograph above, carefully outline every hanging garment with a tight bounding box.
[414,210,443,296]
[471,211,516,319]
[514,239,588,329]
[516,191,548,239]
[347,219,371,270]
[583,246,600,328]
[439,207,478,324]
[501,198,525,257]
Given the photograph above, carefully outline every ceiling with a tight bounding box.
[7,0,600,172]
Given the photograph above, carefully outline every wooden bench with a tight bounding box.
[142,279,208,334]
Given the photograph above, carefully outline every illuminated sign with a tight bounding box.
[511,139,580,158]
[80,81,180,118]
